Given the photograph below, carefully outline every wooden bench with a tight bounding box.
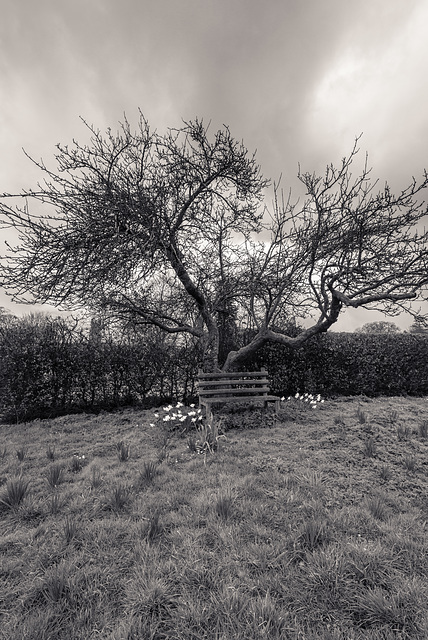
[197,367,280,421]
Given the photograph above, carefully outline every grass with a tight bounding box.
[0,396,427,639]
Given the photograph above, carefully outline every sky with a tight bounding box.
[1,0,427,331]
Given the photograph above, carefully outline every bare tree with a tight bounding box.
[1,117,427,371]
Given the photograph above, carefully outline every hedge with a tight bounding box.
[1,315,427,423]
[245,333,428,397]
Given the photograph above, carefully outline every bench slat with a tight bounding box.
[198,378,269,388]
[197,370,267,379]
[202,395,279,404]
[199,386,271,397]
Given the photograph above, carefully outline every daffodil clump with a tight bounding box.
[151,402,204,433]
[281,392,325,409]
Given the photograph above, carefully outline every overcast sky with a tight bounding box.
[1,0,427,330]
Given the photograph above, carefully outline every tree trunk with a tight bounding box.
[201,324,221,372]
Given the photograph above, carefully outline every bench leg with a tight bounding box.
[206,405,213,423]
[202,403,213,423]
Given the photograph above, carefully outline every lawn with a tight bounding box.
[1,395,427,639]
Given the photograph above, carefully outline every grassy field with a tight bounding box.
[1,395,427,639]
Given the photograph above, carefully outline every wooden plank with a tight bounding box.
[199,386,271,397]
[198,378,269,388]
[202,395,279,404]
[197,371,265,379]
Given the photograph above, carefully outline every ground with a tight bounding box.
[1,395,427,639]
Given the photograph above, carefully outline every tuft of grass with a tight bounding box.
[40,563,70,603]
[124,566,179,626]
[139,460,160,485]
[297,517,330,552]
[16,446,27,461]
[106,483,131,511]
[379,464,392,481]
[418,419,428,439]
[403,455,418,474]
[0,476,29,508]
[365,495,388,520]
[334,413,345,426]
[214,490,235,521]
[50,492,64,515]
[116,440,130,462]
[156,433,171,463]
[45,463,64,489]
[356,407,367,424]
[386,409,398,425]
[187,434,198,452]
[362,436,377,458]
[1,445,8,459]
[397,424,411,441]
[194,417,226,456]
[90,465,102,489]
[140,511,164,543]
[63,516,79,544]
[46,444,55,460]
[350,585,422,633]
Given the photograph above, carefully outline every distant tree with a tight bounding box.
[1,117,428,371]
[408,318,428,334]
[355,321,401,334]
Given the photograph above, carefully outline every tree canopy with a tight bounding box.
[355,321,401,334]
[1,115,428,370]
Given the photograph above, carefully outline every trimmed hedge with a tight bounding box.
[244,333,428,397]
[1,313,427,423]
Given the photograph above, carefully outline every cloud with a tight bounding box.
[1,0,427,328]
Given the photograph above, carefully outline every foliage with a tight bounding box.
[0,312,199,422]
[1,312,428,424]
[355,321,401,334]
[116,441,130,462]
[0,476,29,508]
[45,464,64,489]
[408,317,428,334]
[1,118,428,372]
[248,332,428,397]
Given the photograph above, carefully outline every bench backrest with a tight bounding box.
[197,368,271,398]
